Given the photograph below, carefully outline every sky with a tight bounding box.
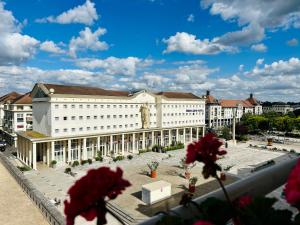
[0,0,300,101]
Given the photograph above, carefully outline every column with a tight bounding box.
[176,129,179,143]
[168,129,171,146]
[78,139,81,160]
[25,140,29,164]
[104,137,107,156]
[46,142,50,166]
[121,134,125,155]
[82,138,87,160]
[142,132,145,150]
[68,139,71,162]
[132,133,136,153]
[29,141,32,167]
[32,142,36,170]
[110,135,113,155]
[97,136,100,154]
[160,130,164,146]
[151,131,154,147]
[190,127,193,143]
[63,140,66,163]
[196,127,199,140]
[51,141,55,162]
[91,139,95,158]
[183,128,186,144]
[42,143,47,163]
[202,126,205,137]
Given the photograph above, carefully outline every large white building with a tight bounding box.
[1,93,32,146]
[205,91,262,128]
[17,83,206,170]
[262,103,294,114]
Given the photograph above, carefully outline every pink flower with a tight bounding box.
[64,167,131,225]
[237,195,252,208]
[193,220,214,225]
[186,133,226,178]
[284,159,300,209]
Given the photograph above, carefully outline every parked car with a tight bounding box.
[0,141,6,152]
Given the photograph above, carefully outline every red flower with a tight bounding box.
[284,159,300,209]
[193,220,214,225]
[237,195,252,208]
[186,133,226,178]
[64,167,131,225]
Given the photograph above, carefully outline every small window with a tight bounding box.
[130,124,133,127]
[125,124,128,128]
[113,125,116,128]
[87,127,91,131]
[63,104,67,109]
[79,116,83,120]
[130,114,133,118]
[125,105,128,108]
[71,116,75,120]
[135,123,138,126]
[71,104,75,109]
[113,115,116,118]
[63,116,67,121]
[100,115,104,119]
[63,128,68,132]
[131,105,133,108]
[94,115,97,119]
[113,105,116,108]
[107,115,110,119]
[79,127,83,131]
[79,105,83,109]
[72,128,75,132]
[101,105,104,108]
[107,125,110,129]
[119,105,122,108]
[107,105,110,108]
[94,126,97,130]
[55,129,59,133]
[55,117,59,121]
[135,114,138,117]
[119,125,122,128]
[87,105,90,109]
[125,115,128,118]
[119,115,122,118]
[55,104,59,109]
[101,126,104,130]
[94,105,97,108]
[87,116,90,120]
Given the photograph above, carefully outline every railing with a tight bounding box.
[138,157,299,225]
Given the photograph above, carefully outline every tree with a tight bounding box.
[220,127,231,140]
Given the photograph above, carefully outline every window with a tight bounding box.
[125,105,128,108]
[113,125,116,128]
[64,128,68,132]
[113,105,116,108]
[107,115,110,119]
[79,127,83,131]
[125,124,128,128]
[130,114,133,118]
[135,114,138,117]
[135,123,138,126]
[130,124,133,127]
[17,125,24,128]
[55,117,59,121]
[71,116,75,120]
[71,104,75,109]
[125,115,128,118]
[94,105,97,108]
[100,115,104,119]
[79,116,83,120]
[17,114,24,122]
[55,129,59,133]
[101,105,104,108]
[107,105,110,108]
[63,104,67,109]
[79,104,83,109]
[113,115,116,118]
[55,104,59,109]
[131,105,133,108]
[94,115,97,119]
[94,126,97,130]
[63,116,67,121]
[119,115,122,118]
[119,105,122,108]
[101,126,104,130]
[87,116,90,120]
[87,104,90,109]
[72,128,75,132]
[107,125,110,129]
[119,125,122,128]
[136,105,138,108]
[87,127,91,131]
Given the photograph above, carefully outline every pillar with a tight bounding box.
[190,127,193,143]
[51,141,55,162]
[46,142,50,166]
[196,127,199,140]
[121,134,125,155]
[183,128,186,144]
[32,142,36,170]
[142,132,145,150]
[168,129,171,146]
[63,140,66,163]
[78,139,81,160]
[104,137,107,156]
[82,138,87,160]
[160,130,164,146]
[132,133,136,153]
[29,141,32,167]
[97,136,100,155]
[110,135,113,155]
[151,131,154,146]
[202,126,205,137]
[68,139,71,162]
[176,129,179,143]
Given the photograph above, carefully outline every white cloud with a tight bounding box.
[256,58,264,65]
[40,41,65,54]
[69,27,108,57]
[287,38,299,46]
[187,14,195,22]
[76,57,141,76]
[35,0,98,25]
[251,43,267,52]
[163,32,237,55]
[0,1,39,65]
[239,64,244,71]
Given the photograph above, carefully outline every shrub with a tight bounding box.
[236,135,249,142]
[290,149,296,153]
[189,177,198,185]
[64,167,72,174]
[81,160,88,165]
[87,158,93,164]
[50,160,57,166]
[127,155,133,160]
[113,155,125,162]
[17,166,31,171]
[72,160,79,167]
[95,156,103,162]
[147,161,159,171]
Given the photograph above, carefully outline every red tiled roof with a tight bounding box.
[0,92,21,103]
[156,92,200,99]
[246,97,259,106]
[11,92,32,104]
[206,95,218,104]
[43,83,130,97]
[220,99,255,108]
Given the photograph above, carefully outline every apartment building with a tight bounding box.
[0,92,21,129]
[205,91,262,128]
[17,83,206,170]
[262,103,294,114]
[1,93,33,146]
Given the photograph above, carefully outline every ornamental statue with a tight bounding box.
[140,103,150,129]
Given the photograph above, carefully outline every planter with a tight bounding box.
[267,138,273,146]
[185,171,191,179]
[150,170,157,178]
[189,184,195,193]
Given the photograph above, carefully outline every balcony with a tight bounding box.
[138,158,298,225]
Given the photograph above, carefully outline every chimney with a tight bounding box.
[206,90,210,96]
[250,93,253,99]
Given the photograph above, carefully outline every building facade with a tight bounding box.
[17,83,206,170]
[0,92,21,129]
[1,93,32,146]
[262,104,294,114]
[205,91,262,128]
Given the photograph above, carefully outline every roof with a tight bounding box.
[206,95,218,104]
[156,91,200,99]
[11,92,32,104]
[0,92,21,103]
[246,96,259,106]
[43,83,130,97]
[219,99,242,108]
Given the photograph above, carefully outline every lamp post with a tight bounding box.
[232,107,237,145]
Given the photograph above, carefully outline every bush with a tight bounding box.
[81,160,88,165]
[50,160,57,165]
[17,166,31,171]
[236,135,249,142]
[113,155,125,162]
[87,158,93,164]
[72,160,79,167]
[139,149,151,154]
[64,167,72,174]
[290,149,296,153]
[127,155,133,160]
[95,156,103,162]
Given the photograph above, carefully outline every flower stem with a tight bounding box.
[215,175,231,205]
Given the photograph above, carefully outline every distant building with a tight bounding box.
[17,83,206,170]
[1,93,32,146]
[262,103,293,114]
[205,91,262,128]
[0,92,21,129]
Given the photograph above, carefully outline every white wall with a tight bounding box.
[33,102,52,136]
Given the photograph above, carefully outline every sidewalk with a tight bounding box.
[0,162,49,225]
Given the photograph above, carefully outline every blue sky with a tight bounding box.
[0,0,300,101]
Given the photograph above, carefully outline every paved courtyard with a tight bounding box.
[23,139,299,223]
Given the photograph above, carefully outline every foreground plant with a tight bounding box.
[64,167,130,225]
